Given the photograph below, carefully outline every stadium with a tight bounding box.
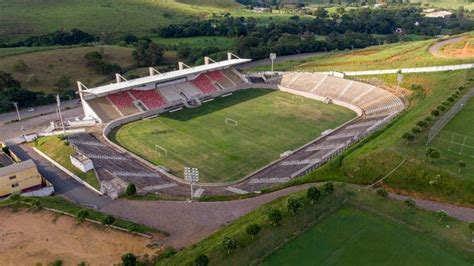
[71,52,406,198]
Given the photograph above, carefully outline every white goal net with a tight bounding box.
[225,117,238,126]
[155,144,168,157]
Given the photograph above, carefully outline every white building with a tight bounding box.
[70,153,94,173]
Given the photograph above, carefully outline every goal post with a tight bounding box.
[225,117,238,126]
[155,144,168,157]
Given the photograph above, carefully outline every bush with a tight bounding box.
[246,223,261,239]
[447,97,455,102]
[469,223,474,231]
[9,193,21,201]
[306,186,321,204]
[437,105,446,112]
[322,182,334,194]
[222,237,238,255]
[431,109,440,116]
[425,147,441,160]
[376,189,388,198]
[416,120,428,128]
[287,197,304,215]
[194,254,209,266]
[127,223,138,232]
[442,101,450,106]
[411,126,421,134]
[402,132,415,142]
[76,209,89,221]
[268,209,283,226]
[404,198,416,210]
[102,215,115,225]
[121,253,137,266]
[126,183,137,196]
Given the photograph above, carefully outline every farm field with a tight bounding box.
[262,207,470,266]
[0,0,239,42]
[0,207,155,265]
[431,97,474,179]
[250,35,474,73]
[0,45,135,93]
[112,89,355,183]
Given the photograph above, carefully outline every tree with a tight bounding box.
[469,222,474,231]
[0,71,21,91]
[194,254,209,266]
[376,189,388,198]
[287,197,304,215]
[268,209,283,226]
[126,183,137,196]
[306,186,320,204]
[425,147,441,161]
[84,51,102,61]
[133,41,164,67]
[246,223,261,239]
[436,210,448,223]
[12,59,29,72]
[402,132,415,143]
[456,160,466,173]
[313,7,328,18]
[404,199,416,211]
[102,215,115,225]
[322,182,334,194]
[121,253,137,266]
[76,209,89,221]
[222,237,237,255]
[431,109,440,116]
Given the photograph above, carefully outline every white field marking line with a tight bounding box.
[459,135,467,155]
[368,159,406,188]
[337,81,353,99]
[280,159,320,166]
[225,186,249,195]
[249,177,290,184]
[142,183,178,192]
[225,117,238,126]
[193,188,204,198]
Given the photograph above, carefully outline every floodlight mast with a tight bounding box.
[184,167,199,200]
[270,53,277,74]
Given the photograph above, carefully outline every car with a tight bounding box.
[27,108,35,112]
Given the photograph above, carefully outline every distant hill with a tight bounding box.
[0,0,241,43]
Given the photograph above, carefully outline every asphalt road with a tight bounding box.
[0,100,79,125]
[0,107,83,142]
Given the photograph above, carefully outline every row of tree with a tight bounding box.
[1,29,96,47]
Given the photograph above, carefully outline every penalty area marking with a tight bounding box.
[155,144,168,157]
[225,117,238,126]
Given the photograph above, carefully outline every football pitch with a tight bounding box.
[431,97,474,179]
[111,89,355,182]
[262,208,471,266]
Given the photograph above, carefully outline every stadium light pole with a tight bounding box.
[184,167,199,200]
[56,94,66,134]
[270,53,276,75]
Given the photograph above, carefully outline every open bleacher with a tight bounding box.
[87,97,122,123]
[206,71,234,89]
[130,89,168,110]
[191,74,219,94]
[222,69,245,85]
[106,91,140,116]
[175,82,201,99]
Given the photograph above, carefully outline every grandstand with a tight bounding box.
[77,53,250,123]
[73,57,405,197]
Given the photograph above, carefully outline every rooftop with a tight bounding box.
[0,159,37,177]
[0,152,14,168]
[81,57,251,97]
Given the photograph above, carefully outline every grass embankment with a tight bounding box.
[34,136,100,190]
[1,196,161,235]
[250,35,474,73]
[158,184,473,265]
[0,45,135,93]
[111,89,355,183]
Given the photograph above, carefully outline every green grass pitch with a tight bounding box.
[431,97,474,179]
[262,208,471,266]
[111,89,355,183]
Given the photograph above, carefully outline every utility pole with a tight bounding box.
[56,95,66,134]
[12,102,21,121]
[270,53,277,75]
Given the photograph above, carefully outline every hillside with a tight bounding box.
[0,0,240,42]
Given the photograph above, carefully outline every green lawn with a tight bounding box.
[249,33,474,73]
[158,184,473,265]
[431,97,474,179]
[34,136,100,190]
[111,89,355,183]
[263,207,470,266]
